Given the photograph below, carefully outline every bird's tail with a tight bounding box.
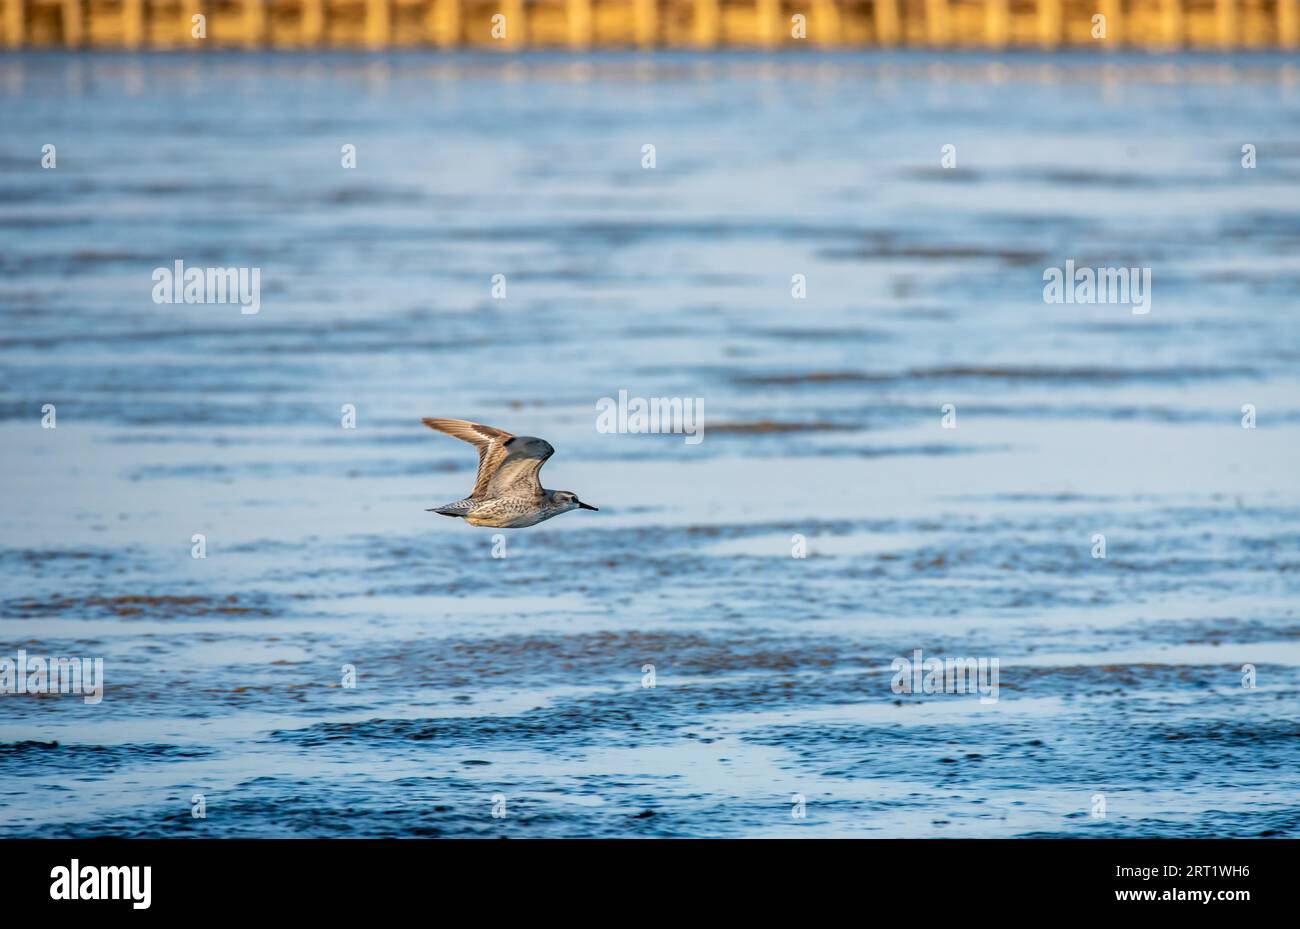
[428,499,476,518]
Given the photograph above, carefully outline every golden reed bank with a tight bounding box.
[2,0,1298,50]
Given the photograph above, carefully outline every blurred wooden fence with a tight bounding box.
[3,0,1297,49]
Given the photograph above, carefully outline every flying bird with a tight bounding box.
[423,418,598,528]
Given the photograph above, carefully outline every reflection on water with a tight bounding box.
[1,52,1298,837]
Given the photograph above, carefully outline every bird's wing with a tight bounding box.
[485,442,553,498]
[422,418,515,500]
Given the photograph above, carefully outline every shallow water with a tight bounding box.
[1,51,1298,837]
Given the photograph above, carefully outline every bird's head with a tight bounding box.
[551,490,598,513]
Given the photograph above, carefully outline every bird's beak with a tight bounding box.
[578,501,599,511]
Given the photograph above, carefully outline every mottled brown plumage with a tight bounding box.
[422,418,598,528]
